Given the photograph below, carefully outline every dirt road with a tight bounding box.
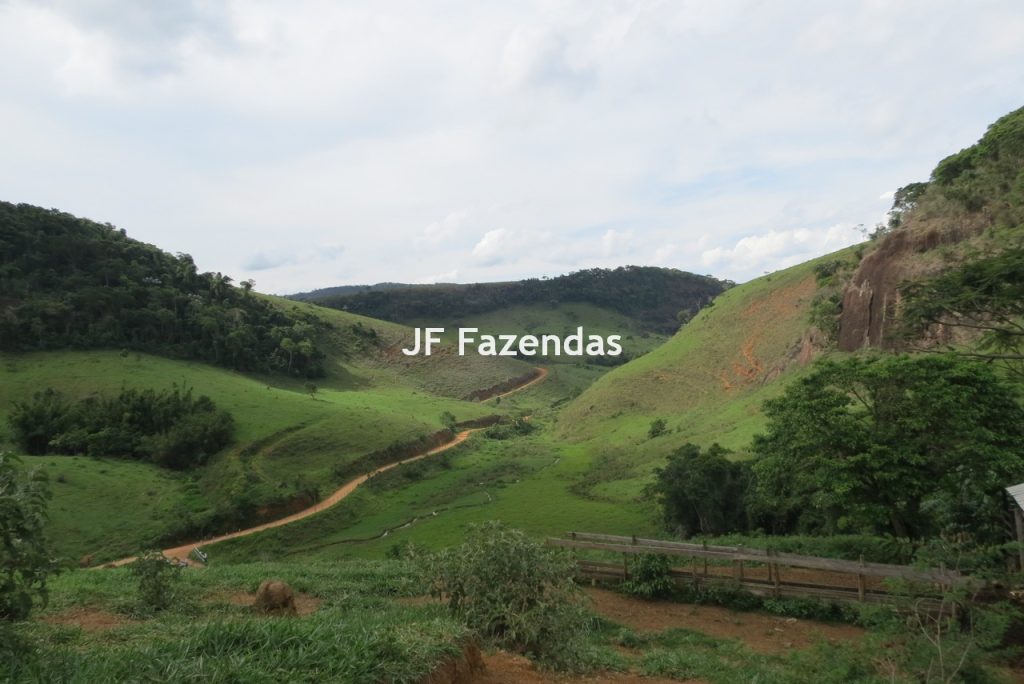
[108,368,546,568]
[486,367,548,401]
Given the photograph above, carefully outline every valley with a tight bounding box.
[4,104,1024,683]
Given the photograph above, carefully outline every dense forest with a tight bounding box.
[294,266,729,333]
[0,202,326,377]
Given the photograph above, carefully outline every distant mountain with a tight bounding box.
[289,282,417,301]
[292,266,729,335]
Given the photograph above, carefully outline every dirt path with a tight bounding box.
[584,588,863,655]
[108,368,547,568]
[486,367,548,401]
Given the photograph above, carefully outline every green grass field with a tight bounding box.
[558,248,861,458]
[0,349,499,561]
[268,294,537,399]
[8,560,467,683]
[205,417,659,564]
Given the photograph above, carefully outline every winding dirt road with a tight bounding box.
[108,367,546,568]
[486,367,548,401]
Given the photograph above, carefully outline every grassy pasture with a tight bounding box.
[0,350,496,561]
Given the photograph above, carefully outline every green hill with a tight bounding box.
[293,265,727,336]
[557,249,856,456]
[0,204,539,562]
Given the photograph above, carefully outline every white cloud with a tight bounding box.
[701,224,862,281]
[652,244,677,265]
[1,0,1022,292]
[415,269,459,284]
[471,228,511,265]
[600,228,633,258]
[419,210,469,246]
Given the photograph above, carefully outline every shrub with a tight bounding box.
[484,418,536,440]
[647,418,667,439]
[0,453,61,621]
[425,522,588,664]
[129,552,182,613]
[621,554,675,600]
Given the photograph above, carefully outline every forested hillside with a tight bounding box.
[294,266,728,334]
[0,203,325,377]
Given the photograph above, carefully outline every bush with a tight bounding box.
[129,552,183,613]
[425,522,588,664]
[621,554,675,600]
[484,418,536,440]
[647,418,668,439]
[0,453,61,621]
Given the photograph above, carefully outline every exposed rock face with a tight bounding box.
[252,580,297,616]
[837,218,989,352]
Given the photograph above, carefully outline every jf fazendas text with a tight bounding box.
[402,327,622,357]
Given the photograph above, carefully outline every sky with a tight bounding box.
[2,1,1023,294]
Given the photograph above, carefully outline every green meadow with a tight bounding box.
[1,349,498,561]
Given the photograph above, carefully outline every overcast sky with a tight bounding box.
[2,1,1023,293]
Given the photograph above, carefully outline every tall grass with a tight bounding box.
[8,560,465,684]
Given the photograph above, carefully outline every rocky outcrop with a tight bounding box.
[837,217,990,351]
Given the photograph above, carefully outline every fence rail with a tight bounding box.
[548,532,978,608]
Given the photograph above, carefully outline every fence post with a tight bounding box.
[702,540,708,578]
[623,553,629,581]
[771,548,781,597]
[857,554,866,602]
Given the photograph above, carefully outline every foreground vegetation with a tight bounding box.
[5,529,1020,683]
[4,560,465,683]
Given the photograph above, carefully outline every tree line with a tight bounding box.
[0,202,326,377]
[8,386,234,470]
[300,266,729,334]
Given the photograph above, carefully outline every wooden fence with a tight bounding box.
[547,532,978,609]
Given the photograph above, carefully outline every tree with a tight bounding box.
[650,443,750,537]
[1,454,61,621]
[901,246,1024,377]
[279,337,297,374]
[750,355,1024,541]
[129,551,182,613]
